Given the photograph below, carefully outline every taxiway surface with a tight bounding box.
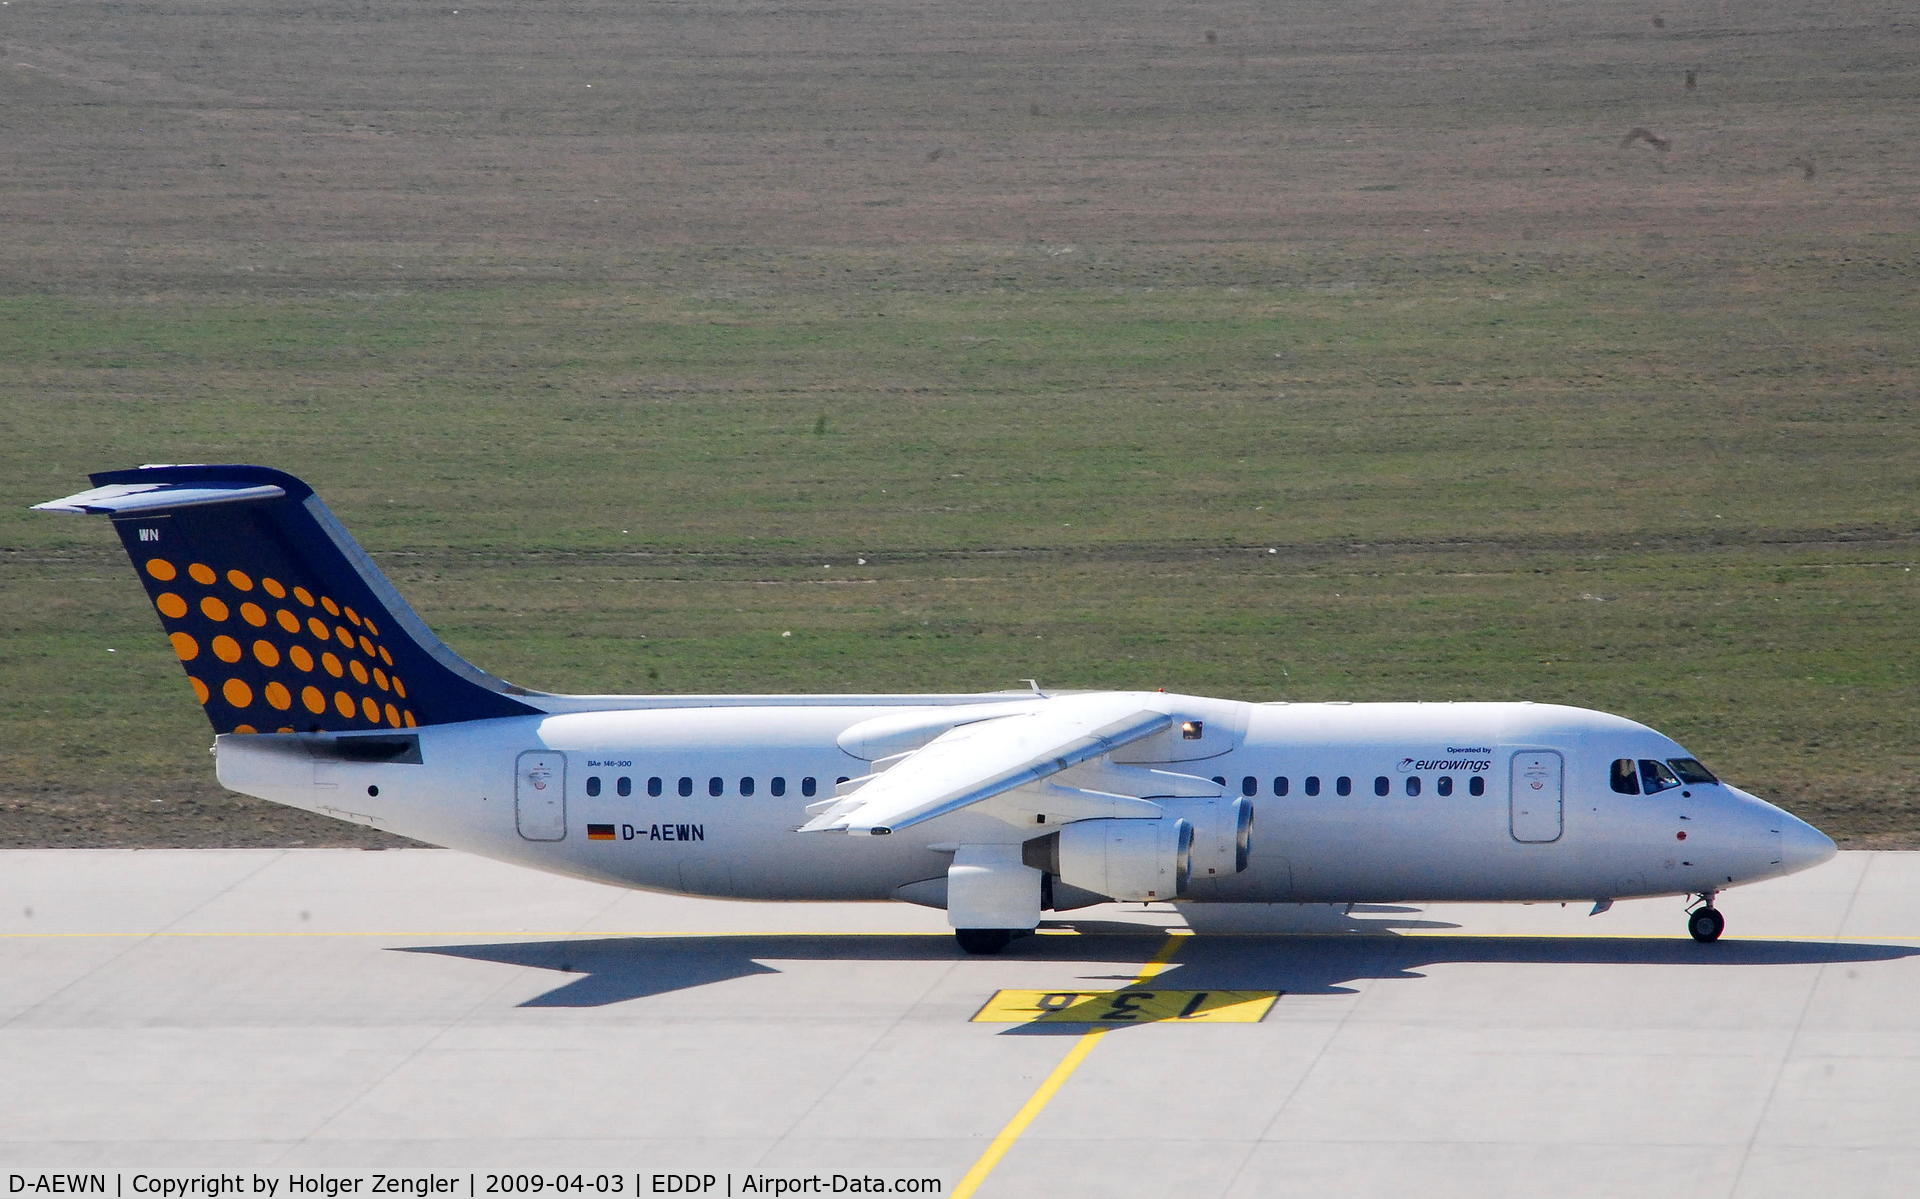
[2,849,1915,1197]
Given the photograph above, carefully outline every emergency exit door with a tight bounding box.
[1509,750,1563,843]
[515,751,567,841]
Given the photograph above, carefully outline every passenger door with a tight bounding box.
[1509,750,1563,843]
[515,750,567,841]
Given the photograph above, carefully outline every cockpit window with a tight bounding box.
[1609,759,1639,795]
[1639,758,1682,794]
[1669,757,1718,785]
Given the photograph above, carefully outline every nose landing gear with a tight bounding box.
[1686,891,1725,942]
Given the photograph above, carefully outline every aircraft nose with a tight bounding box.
[1778,815,1838,874]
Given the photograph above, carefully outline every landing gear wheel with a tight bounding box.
[1688,906,1725,943]
[955,928,1016,955]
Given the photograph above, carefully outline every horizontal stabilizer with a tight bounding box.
[33,480,288,515]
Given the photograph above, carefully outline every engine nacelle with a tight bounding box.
[1159,796,1254,878]
[1054,816,1193,901]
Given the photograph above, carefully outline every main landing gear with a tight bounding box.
[1686,892,1725,943]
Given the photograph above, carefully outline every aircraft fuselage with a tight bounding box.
[216,695,1830,909]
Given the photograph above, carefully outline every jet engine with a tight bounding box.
[1051,816,1193,901]
[1159,796,1254,878]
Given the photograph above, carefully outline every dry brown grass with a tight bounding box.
[1,0,1911,288]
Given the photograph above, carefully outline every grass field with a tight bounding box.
[1,0,1913,846]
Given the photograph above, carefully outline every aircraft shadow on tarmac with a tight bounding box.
[394,905,1920,1021]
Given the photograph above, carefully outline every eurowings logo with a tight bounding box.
[1399,754,1493,773]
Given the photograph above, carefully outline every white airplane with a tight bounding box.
[38,464,1837,953]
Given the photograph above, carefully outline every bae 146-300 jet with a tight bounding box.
[37,464,1837,953]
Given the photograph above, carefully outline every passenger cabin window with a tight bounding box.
[586,776,602,797]
[1335,776,1352,797]
[1639,759,1682,795]
[771,776,787,797]
[648,777,663,797]
[1374,776,1389,797]
[1273,777,1289,797]
[1436,776,1454,797]
[708,777,724,797]
[616,776,632,797]
[1304,776,1321,797]
[1611,759,1640,795]
[1242,776,1258,797]
[740,776,755,797]
[1405,776,1421,797]
[801,777,818,798]
[678,777,693,798]
[1468,776,1486,796]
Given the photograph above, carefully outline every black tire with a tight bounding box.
[1688,906,1725,943]
[955,928,1015,955]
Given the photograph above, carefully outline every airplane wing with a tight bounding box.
[799,693,1173,835]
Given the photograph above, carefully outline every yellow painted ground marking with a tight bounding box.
[951,933,1186,1199]
[974,987,1277,1024]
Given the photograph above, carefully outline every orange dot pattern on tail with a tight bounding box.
[142,559,416,732]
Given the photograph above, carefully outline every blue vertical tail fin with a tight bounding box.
[35,464,539,734]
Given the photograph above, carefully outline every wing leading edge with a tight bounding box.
[799,693,1173,835]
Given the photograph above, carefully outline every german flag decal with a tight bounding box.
[587,824,616,841]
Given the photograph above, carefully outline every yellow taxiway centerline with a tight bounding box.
[950,932,1188,1199]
